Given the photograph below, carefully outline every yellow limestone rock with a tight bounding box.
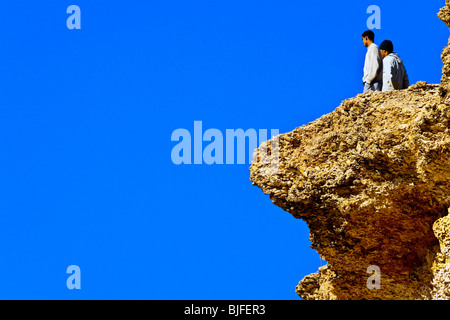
[250,1,450,300]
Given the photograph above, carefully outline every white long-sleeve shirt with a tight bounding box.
[382,53,409,92]
[363,43,383,84]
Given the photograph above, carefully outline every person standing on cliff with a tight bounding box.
[379,40,410,92]
[362,30,383,93]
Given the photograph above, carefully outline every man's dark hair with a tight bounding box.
[379,40,394,53]
[362,30,375,41]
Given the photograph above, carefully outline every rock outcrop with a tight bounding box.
[250,1,450,300]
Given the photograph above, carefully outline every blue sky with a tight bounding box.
[0,0,447,299]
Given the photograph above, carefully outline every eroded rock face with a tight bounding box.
[249,1,450,300]
[430,211,450,299]
[439,0,450,98]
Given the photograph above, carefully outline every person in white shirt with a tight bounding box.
[362,30,383,93]
[379,40,410,92]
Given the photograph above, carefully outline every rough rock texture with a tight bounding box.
[250,2,450,300]
[439,0,450,99]
[430,210,450,299]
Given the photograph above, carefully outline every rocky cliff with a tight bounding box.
[250,2,450,300]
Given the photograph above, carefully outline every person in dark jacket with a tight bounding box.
[379,40,410,92]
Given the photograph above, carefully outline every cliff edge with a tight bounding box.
[250,1,450,299]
